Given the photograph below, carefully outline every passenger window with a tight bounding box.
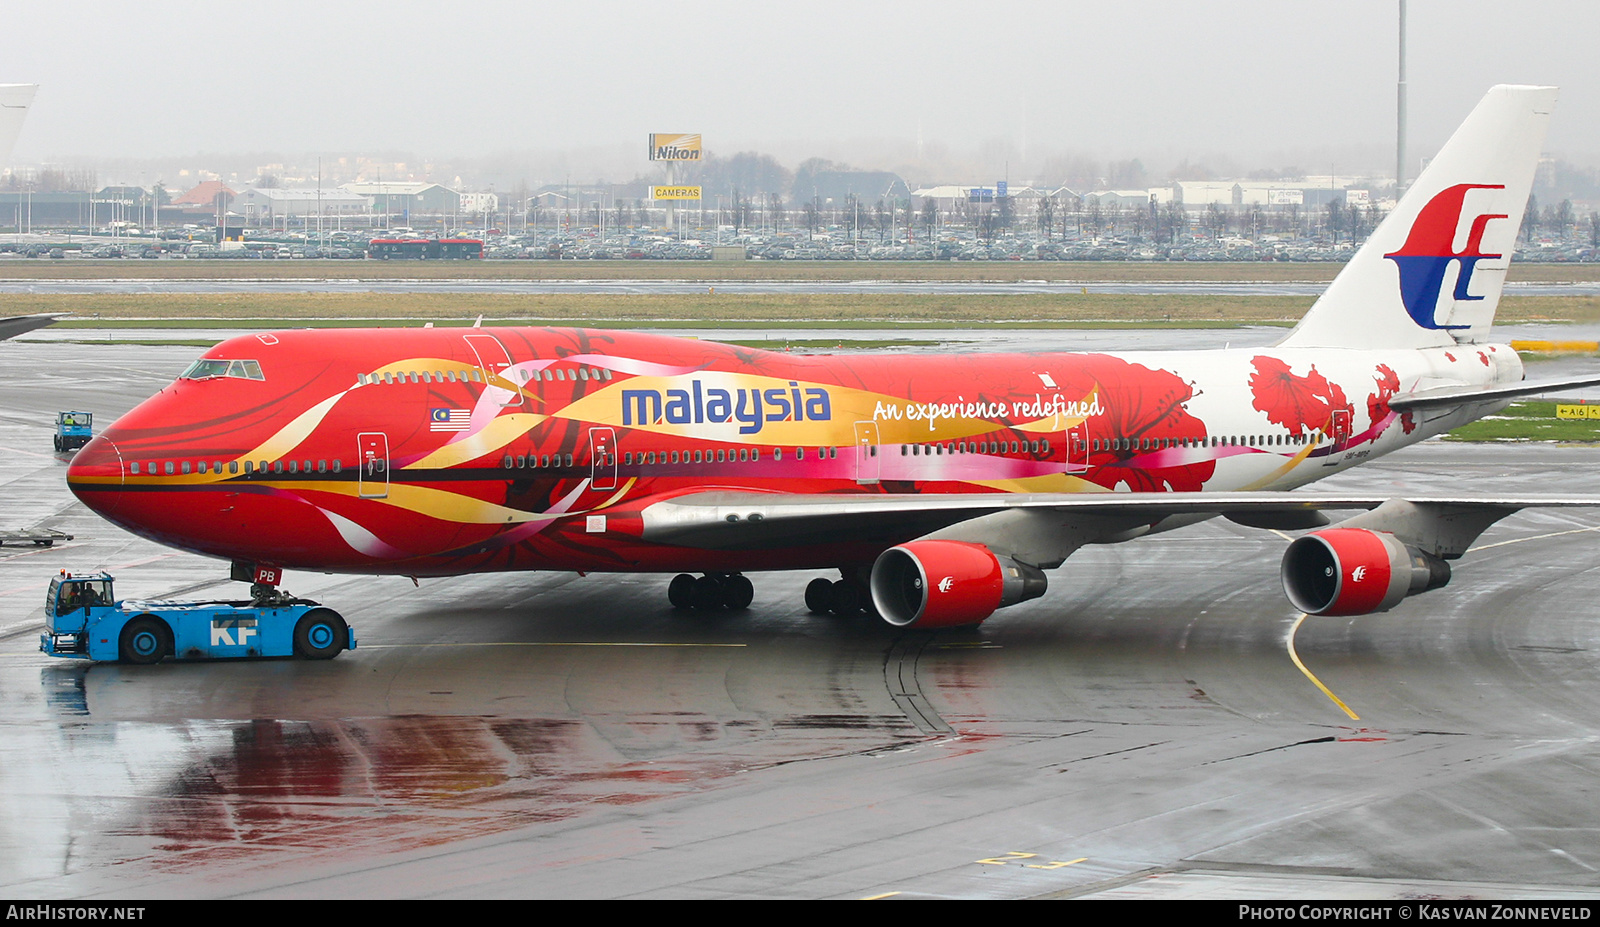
[564,454,573,467]
[273,461,283,474]
[288,461,298,474]
[318,460,327,473]
[332,460,342,473]
[230,461,239,474]
[130,462,140,474]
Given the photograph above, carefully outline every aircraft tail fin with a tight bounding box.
[1279,85,1556,350]
[0,84,38,169]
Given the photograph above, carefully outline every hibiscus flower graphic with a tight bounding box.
[1367,363,1416,435]
[1067,357,1214,493]
[1248,356,1352,438]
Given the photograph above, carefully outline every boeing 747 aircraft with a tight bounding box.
[64,86,1600,634]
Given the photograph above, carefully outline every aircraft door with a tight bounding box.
[358,432,389,498]
[1065,420,1089,474]
[464,334,523,407]
[1322,409,1352,466]
[854,421,880,484]
[588,427,617,491]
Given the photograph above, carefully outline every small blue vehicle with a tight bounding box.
[54,411,92,453]
[40,571,355,664]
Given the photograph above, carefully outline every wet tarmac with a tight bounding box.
[4,338,1600,899]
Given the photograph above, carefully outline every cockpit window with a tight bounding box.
[180,358,265,381]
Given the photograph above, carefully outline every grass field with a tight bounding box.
[9,292,1600,328]
[1443,401,1600,442]
[1,258,1598,284]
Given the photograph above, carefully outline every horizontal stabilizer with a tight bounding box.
[1390,372,1600,410]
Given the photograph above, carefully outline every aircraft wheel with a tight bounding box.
[805,578,834,615]
[723,574,754,611]
[294,608,348,659]
[119,616,171,665]
[667,573,697,609]
[693,574,728,609]
[830,579,865,616]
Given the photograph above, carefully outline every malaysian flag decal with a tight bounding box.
[430,408,470,432]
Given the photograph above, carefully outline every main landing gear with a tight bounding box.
[668,572,755,611]
[664,570,877,617]
[804,574,876,618]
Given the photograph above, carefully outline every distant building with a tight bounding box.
[458,192,499,214]
[171,181,237,216]
[0,191,92,226]
[1170,178,1385,209]
[341,182,459,217]
[232,188,370,221]
[1084,189,1158,209]
[1172,181,1237,206]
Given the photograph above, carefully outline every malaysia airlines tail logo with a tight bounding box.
[1384,183,1507,331]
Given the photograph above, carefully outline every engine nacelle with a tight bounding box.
[1281,527,1451,616]
[870,540,1047,628]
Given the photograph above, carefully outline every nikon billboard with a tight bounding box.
[649,134,703,161]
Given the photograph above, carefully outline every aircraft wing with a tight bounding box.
[0,314,66,341]
[1391,372,1600,410]
[639,490,1599,552]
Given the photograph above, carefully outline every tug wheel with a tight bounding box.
[119,616,171,665]
[294,608,347,660]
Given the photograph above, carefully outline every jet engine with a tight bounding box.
[869,540,1047,628]
[1281,527,1451,616]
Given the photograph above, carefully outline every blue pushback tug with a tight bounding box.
[40,572,355,664]
[54,411,92,453]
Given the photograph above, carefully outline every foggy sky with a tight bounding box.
[4,0,1599,184]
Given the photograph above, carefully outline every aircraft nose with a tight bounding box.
[66,435,124,518]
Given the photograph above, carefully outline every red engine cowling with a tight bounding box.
[869,540,1047,628]
[1281,527,1451,616]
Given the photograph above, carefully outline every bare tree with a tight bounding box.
[765,192,784,231]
